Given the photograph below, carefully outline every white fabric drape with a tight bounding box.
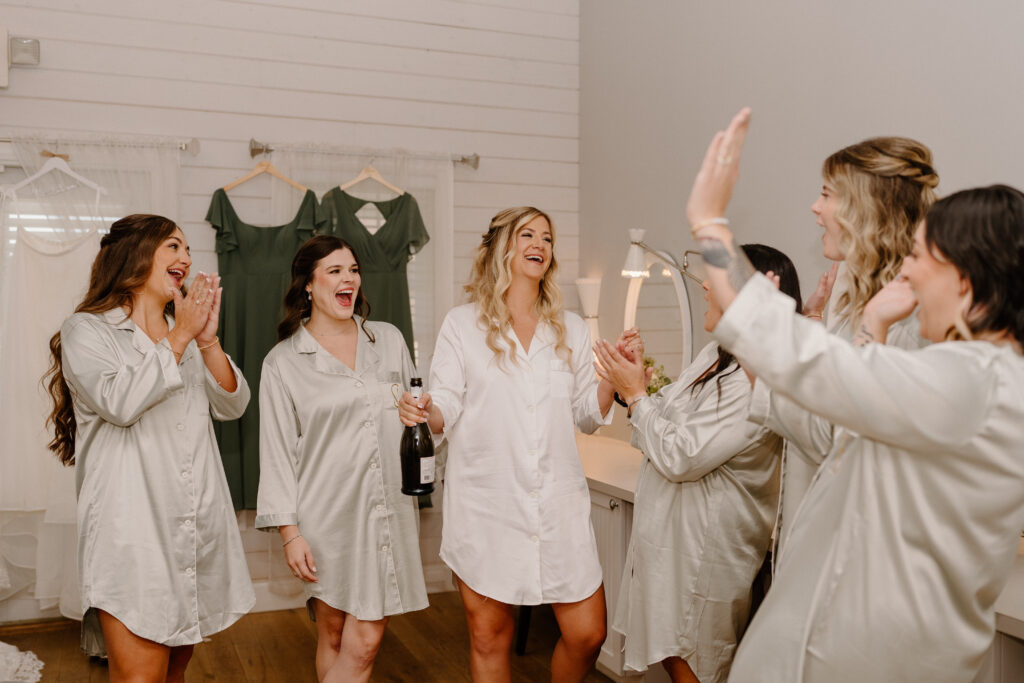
[0,134,179,622]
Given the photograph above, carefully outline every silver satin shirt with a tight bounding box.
[767,311,925,556]
[719,276,1024,683]
[61,309,255,656]
[613,342,781,682]
[255,321,428,620]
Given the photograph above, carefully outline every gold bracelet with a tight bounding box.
[806,313,823,320]
[282,534,302,547]
[198,337,220,351]
[690,217,730,236]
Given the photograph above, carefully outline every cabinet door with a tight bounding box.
[590,489,630,678]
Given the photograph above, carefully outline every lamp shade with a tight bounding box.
[621,229,649,278]
[574,278,602,318]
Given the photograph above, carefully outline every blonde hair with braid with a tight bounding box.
[823,137,939,323]
[464,207,570,369]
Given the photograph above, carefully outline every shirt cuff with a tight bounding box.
[203,358,245,397]
[748,377,772,427]
[713,274,777,350]
[156,338,185,391]
[254,512,298,531]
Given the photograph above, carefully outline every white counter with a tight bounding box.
[994,541,1024,640]
[577,432,642,503]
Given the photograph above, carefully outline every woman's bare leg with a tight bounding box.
[456,575,516,683]
[97,610,172,683]
[662,656,701,683]
[312,598,388,683]
[550,585,607,683]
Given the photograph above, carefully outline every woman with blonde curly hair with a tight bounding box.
[399,207,620,682]
[768,137,940,557]
[808,136,939,336]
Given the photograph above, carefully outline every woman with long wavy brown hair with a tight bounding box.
[256,235,427,683]
[399,207,620,682]
[46,214,253,683]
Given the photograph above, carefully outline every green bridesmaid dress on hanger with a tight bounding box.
[206,188,320,509]
[317,188,429,359]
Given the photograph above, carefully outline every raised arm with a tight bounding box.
[716,276,991,451]
[685,108,991,451]
[631,374,771,482]
[61,315,183,427]
[748,380,834,465]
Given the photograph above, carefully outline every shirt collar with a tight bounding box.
[295,317,380,377]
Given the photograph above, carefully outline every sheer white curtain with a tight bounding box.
[0,134,179,622]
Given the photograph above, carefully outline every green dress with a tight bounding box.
[206,188,320,509]
[317,188,429,358]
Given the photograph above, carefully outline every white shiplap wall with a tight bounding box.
[1,0,581,288]
[0,0,579,618]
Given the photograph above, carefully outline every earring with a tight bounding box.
[307,291,312,300]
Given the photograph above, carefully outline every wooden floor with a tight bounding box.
[0,592,612,682]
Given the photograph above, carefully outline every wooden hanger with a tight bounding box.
[223,160,306,192]
[11,154,107,195]
[338,165,404,196]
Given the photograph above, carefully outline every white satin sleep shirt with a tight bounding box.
[429,303,611,605]
[719,276,1024,683]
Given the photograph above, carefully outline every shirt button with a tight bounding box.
[364,420,373,429]
[381,544,389,552]
[376,504,385,512]
[530,535,539,544]
[529,490,538,499]
[184,519,192,527]
[185,567,194,576]
[529,449,537,457]
[355,381,363,388]
[176,423,185,431]
[180,470,189,478]
[369,461,378,469]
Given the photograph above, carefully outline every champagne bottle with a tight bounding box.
[401,378,435,496]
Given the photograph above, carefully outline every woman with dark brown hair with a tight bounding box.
[46,214,253,682]
[256,235,427,683]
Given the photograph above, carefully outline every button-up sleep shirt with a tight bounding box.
[718,275,1024,683]
[612,342,781,682]
[255,321,428,620]
[61,309,254,656]
[429,304,612,605]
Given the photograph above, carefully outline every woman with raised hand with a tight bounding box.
[256,235,427,683]
[593,244,801,683]
[399,207,616,683]
[689,108,1024,683]
[771,136,939,556]
[46,214,253,683]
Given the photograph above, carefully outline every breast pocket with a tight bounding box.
[549,359,573,399]
[376,371,403,413]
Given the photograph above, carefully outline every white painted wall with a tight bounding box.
[580,0,1024,440]
[0,0,579,619]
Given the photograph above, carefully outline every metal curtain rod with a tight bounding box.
[249,138,480,170]
[0,136,201,156]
